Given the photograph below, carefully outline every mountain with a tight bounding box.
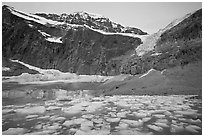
[2,5,146,76]
[2,5,202,78]
[35,11,148,35]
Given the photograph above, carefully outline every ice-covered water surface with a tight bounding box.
[2,93,202,135]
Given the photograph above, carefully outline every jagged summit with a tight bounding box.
[72,11,105,19]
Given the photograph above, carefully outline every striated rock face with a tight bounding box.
[2,5,142,76]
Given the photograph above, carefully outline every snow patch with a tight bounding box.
[151,52,162,56]
[84,24,147,39]
[37,30,62,43]
[2,67,11,71]
[45,37,63,43]
[139,69,157,79]
[38,30,51,37]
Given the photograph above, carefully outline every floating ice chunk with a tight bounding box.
[117,122,129,129]
[46,124,61,130]
[117,129,153,135]
[26,130,55,135]
[82,114,95,119]
[185,125,201,133]
[92,118,103,124]
[108,112,117,117]
[80,120,94,131]
[142,117,151,122]
[121,119,143,127]
[46,106,61,111]
[174,110,197,116]
[2,109,15,115]
[164,111,172,116]
[188,119,202,124]
[133,112,149,118]
[115,101,131,107]
[63,120,74,127]
[74,130,88,135]
[106,117,120,123]
[174,114,184,118]
[15,106,46,114]
[37,115,50,119]
[25,114,38,119]
[63,118,86,127]
[170,124,184,133]
[85,102,103,113]
[50,116,66,122]
[91,97,105,101]
[116,111,128,118]
[69,128,78,134]
[34,124,43,130]
[3,128,27,135]
[153,114,166,119]
[62,102,87,114]
[148,109,166,114]
[154,122,169,128]
[75,129,110,135]
[147,124,163,132]
[156,119,169,123]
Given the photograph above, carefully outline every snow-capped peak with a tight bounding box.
[72,11,105,19]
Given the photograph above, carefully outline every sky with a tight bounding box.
[2,2,202,34]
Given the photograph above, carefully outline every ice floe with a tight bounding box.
[25,114,39,119]
[170,124,184,133]
[147,124,163,132]
[121,119,143,128]
[3,128,27,135]
[106,117,120,123]
[46,106,61,111]
[185,125,201,133]
[15,106,46,114]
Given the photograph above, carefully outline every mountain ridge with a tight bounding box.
[2,5,202,77]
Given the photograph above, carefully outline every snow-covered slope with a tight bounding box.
[6,6,64,26]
